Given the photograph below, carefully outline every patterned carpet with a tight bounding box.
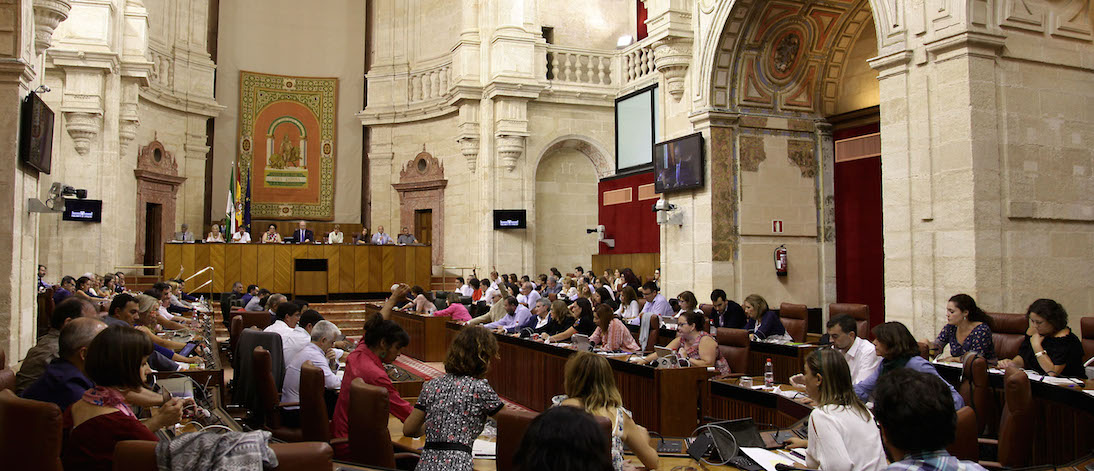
[394,355,533,413]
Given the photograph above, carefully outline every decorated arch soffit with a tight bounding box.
[535,135,615,180]
[705,0,890,116]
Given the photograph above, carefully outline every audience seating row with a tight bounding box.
[695,302,871,342]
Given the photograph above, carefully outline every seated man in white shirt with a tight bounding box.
[456,277,473,297]
[827,314,881,385]
[482,279,499,305]
[280,319,343,426]
[516,282,540,308]
[263,301,310,361]
[231,226,251,243]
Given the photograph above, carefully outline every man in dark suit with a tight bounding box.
[294,221,314,243]
[674,146,695,187]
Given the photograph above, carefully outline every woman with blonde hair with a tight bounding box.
[532,299,574,336]
[743,294,787,340]
[404,327,503,470]
[561,277,579,301]
[784,348,886,471]
[554,352,658,471]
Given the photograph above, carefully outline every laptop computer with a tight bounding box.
[572,334,593,352]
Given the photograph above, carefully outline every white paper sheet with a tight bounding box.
[740,447,796,471]
[472,439,497,459]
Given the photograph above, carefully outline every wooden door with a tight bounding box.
[144,203,163,274]
[414,210,432,245]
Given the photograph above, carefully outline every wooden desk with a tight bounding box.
[153,313,226,403]
[934,363,1094,465]
[163,243,431,295]
[705,378,812,429]
[389,310,450,362]
[443,323,712,436]
[748,342,817,384]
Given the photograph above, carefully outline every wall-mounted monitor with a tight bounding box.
[653,132,704,193]
[493,210,527,230]
[62,199,102,223]
[615,84,659,173]
[19,92,54,174]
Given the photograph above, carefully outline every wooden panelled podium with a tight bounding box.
[163,243,431,295]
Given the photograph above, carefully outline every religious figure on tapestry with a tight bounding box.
[238,71,337,220]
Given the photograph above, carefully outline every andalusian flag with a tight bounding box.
[225,162,238,234]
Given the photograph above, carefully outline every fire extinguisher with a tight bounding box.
[774,245,788,277]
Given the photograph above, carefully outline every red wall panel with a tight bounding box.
[834,122,885,327]
[598,172,659,254]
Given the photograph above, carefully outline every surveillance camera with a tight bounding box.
[653,198,676,212]
[59,185,88,199]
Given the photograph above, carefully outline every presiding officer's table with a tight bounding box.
[164,242,431,296]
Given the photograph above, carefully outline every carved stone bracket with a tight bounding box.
[33,0,71,55]
[458,136,480,173]
[64,111,101,155]
[496,134,525,172]
[653,38,692,101]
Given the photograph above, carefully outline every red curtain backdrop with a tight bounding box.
[637,2,648,40]
[598,172,659,254]
[834,123,885,329]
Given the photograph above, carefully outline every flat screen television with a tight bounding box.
[62,199,102,223]
[653,132,704,193]
[493,210,527,230]
[19,92,54,174]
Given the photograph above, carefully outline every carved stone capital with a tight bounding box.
[652,38,691,101]
[496,134,525,172]
[458,136,480,173]
[64,111,101,155]
[33,0,71,56]
[118,116,139,150]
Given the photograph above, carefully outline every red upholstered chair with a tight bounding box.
[37,287,55,340]
[112,440,333,470]
[496,408,538,471]
[632,315,661,353]
[299,362,343,445]
[0,348,14,392]
[778,303,808,343]
[1081,316,1094,363]
[715,328,750,377]
[229,315,244,358]
[829,303,870,339]
[948,407,979,461]
[240,310,272,330]
[917,340,930,360]
[958,355,998,437]
[979,366,1036,469]
[0,390,63,471]
[985,312,1028,361]
[0,346,5,368]
[253,346,303,442]
[699,303,713,318]
[345,378,419,470]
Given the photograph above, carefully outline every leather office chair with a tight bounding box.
[229,315,244,358]
[715,328,750,377]
[779,303,808,342]
[637,314,661,352]
[299,362,340,444]
[948,406,979,461]
[917,340,930,359]
[979,366,1035,469]
[345,378,419,469]
[496,407,539,471]
[0,390,63,471]
[958,355,998,436]
[240,310,273,330]
[699,303,713,317]
[0,346,5,368]
[112,440,334,470]
[985,312,1027,361]
[253,346,304,442]
[829,303,870,339]
[0,348,14,392]
[1081,316,1094,362]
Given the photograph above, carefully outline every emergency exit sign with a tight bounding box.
[772,220,784,233]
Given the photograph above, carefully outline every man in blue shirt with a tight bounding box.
[874,369,987,471]
[22,317,106,410]
[633,281,673,325]
[484,297,533,333]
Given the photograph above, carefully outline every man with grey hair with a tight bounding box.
[543,276,562,296]
[15,298,100,393]
[265,293,287,325]
[21,317,106,410]
[517,281,541,309]
[280,320,343,425]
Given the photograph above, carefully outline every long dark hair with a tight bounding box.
[620,268,641,288]
[948,294,991,329]
[362,314,410,349]
[85,325,154,390]
[594,287,615,309]
[573,297,595,326]
[872,322,920,359]
[515,406,613,471]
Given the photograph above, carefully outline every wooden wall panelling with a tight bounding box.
[209,245,225,292]
[394,246,409,287]
[415,246,432,288]
[163,245,181,281]
[193,245,213,289]
[355,246,371,292]
[224,245,242,289]
[180,244,196,281]
[239,244,258,287]
[257,245,276,289]
[339,245,356,291]
[591,252,660,282]
[274,245,293,293]
[371,247,387,292]
[325,246,340,293]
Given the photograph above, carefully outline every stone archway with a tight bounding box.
[536,135,615,180]
[392,147,447,266]
[533,145,599,274]
[135,139,186,266]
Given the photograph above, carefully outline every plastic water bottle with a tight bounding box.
[764,358,775,387]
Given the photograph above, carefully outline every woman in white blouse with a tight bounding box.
[784,348,886,471]
[561,277,579,301]
[205,224,225,242]
[614,286,641,323]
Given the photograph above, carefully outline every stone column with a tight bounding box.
[816,122,837,310]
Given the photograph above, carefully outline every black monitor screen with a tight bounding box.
[493,210,527,230]
[62,199,102,223]
[19,92,54,174]
[653,132,704,193]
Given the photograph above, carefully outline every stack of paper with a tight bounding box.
[472,439,496,459]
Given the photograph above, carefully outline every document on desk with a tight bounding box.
[741,447,797,471]
[472,439,496,459]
